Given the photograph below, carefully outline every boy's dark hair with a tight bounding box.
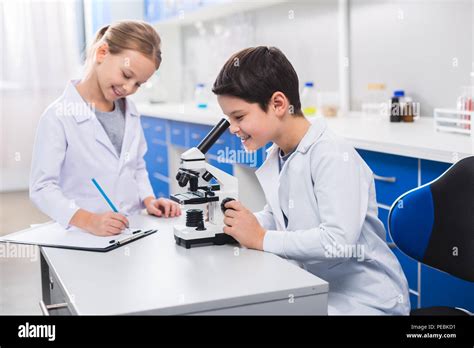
[212,46,303,116]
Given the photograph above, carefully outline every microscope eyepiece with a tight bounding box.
[197,118,230,155]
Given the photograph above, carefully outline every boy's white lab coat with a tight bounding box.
[255,118,410,315]
[30,80,154,227]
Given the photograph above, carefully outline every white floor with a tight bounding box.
[0,191,49,314]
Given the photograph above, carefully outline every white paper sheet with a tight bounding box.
[0,221,144,250]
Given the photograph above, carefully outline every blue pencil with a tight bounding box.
[91,178,119,212]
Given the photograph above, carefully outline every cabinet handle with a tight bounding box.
[172,129,181,135]
[155,126,163,132]
[374,174,396,183]
[215,139,224,145]
[191,132,200,140]
[39,300,68,316]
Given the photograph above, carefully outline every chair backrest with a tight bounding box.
[388,156,474,282]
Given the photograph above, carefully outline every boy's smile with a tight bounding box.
[217,95,277,152]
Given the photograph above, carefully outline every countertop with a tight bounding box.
[136,102,474,163]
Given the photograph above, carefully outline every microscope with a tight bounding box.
[170,118,238,248]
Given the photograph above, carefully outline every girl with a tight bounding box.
[30,21,180,237]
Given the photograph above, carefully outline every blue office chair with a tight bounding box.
[388,156,474,316]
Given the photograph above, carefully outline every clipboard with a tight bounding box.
[0,221,158,252]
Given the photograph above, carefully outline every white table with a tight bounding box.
[40,215,328,315]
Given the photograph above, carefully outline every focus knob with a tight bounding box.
[220,197,236,213]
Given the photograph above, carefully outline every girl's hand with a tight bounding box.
[70,209,129,236]
[223,200,266,250]
[145,197,182,218]
[87,211,129,236]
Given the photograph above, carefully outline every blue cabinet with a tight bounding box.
[357,150,418,207]
[188,123,212,148]
[420,159,451,184]
[208,158,233,176]
[142,116,167,145]
[207,130,234,157]
[142,116,169,196]
[169,120,188,148]
[149,173,169,198]
[146,143,168,177]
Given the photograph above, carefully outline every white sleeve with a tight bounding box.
[29,111,80,228]
[135,118,155,205]
[263,145,370,262]
[254,203,277,231]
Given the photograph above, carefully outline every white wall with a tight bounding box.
[350,0,473,115]
[173,0,472,116]
[179,0,339,103]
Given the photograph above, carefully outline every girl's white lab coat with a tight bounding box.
[30,80,154,227]
[255,118,410,315]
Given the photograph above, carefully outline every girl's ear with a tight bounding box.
[270,91,288,118]
[95,43,109,64]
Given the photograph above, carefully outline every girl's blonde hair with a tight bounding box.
[86,20,162,70]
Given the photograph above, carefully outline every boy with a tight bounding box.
[213,46,410,315]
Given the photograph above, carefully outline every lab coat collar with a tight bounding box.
[264,116,327,158]
[255,117,327,229]
[63,80,140,160]
[63,80,139,123]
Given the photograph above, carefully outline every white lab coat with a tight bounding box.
[255,117,410,315]
[30,80,154,228]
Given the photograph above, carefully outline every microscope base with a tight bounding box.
[174,233,237,249]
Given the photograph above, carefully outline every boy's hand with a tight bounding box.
[145,197,181,218]
[223,200,266,250]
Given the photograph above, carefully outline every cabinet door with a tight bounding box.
[145,143,168,177]
[357,150,418,206]
[141,116,168,145]
[208,158,233,176]
[188,124,212,148]
[420,159,451,184]
[169,121,188,148]
[207,130,234,157]
[149,174,169,199]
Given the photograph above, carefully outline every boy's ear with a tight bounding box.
[270,91,288,118]
[95,43,109,64]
